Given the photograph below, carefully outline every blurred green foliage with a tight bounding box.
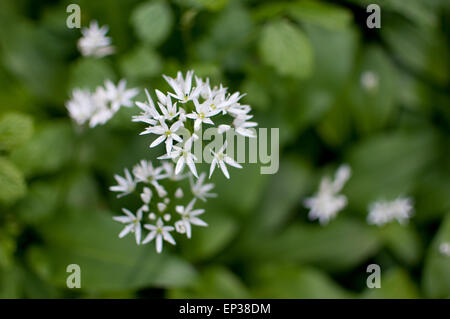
[0,0,449,298]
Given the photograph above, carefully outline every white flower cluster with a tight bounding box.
[304,164,351,225]
[110,160,216,253]
[367,197,414,226]
[66,79,138,128]
[133,70,257,179]
[77,21,115,58]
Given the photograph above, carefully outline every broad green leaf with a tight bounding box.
[259,19,314,79]
[35,208,198,291]
[381,19,448,85]
[345,130,437,213]
[347,45,398,135]
[131,1,173,46]
[119,46,162,79]
[243,218,381,272]
[180,211,238,262]
[254,156,313,232]
[69,58,116,91]
[10,122,75,177]
[377,223,422,266]
[16,179,60,224]
[251,264,353,298]
[168,266,249,298]
[362,268,420,299]
[0,112,33,151]
[423,213,450,298]
[289,0,353,30]
[0,157,26,205]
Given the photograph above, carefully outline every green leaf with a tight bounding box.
[423,213,450,298]
[168,266,249,298]
[251,264,353,298]
[362,268,420,299]
[244,218,381,272]
[254,156,313,232]
[345,130,437,213]
[348,45,398,134]
[10,122,75,177]
[180,211,238,262]
[0,157,26,205]
[377,223,422,266]
[16,179,61,224]
[289,0,353,30]
[69,58,116,91]
[35,208,198,291]
[0,112,33,151]
[259,19,314,79]
[119,46,162,79]
[131,1,173,46]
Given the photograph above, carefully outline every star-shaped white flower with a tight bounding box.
[142,218,176,253]
[190,172,216,202]
[132,160,165,183]
[164,137,198,178]
[304,164,351,225]
[77,20,115,58]
[66,89,95,126]
[186,98,220,131]
[163,70,203,103]
[133,89,161,125]
[233,114,258,138]
[109,168,136,198]
[113,208,142,244]
[104,79,138,112]
[176,198,208,238]
[209,141,242,179]
[154,90,179,121]
[367,197,414,226]
[141,119,183,154]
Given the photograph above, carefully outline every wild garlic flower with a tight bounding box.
[304,164,352,225]
[111,159,216,253]
[209,141,242,179]
[439,242,450,257]
[133,70,258,180]
[77,20,115,58]
[113,208,143,244]
[109,168,136,198]
[66,79,138,128]
[367,197,414,226]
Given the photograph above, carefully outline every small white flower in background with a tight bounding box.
[360,71,379,91]
[109,168,136,198]
[113,208,142,244]
[133,70,257,180]
[209,141,242,179]
[66,89,95,125]
[439,242,450,257]
[65,79,137,128]
[111,159,215,253]
[367,197,414,226]
[190,173,217,202]
[77,20,115,58]
[175,198,208,238]
[142,218,176,253]
[304,164,352,225]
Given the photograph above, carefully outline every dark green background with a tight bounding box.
[0,0,449,298]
